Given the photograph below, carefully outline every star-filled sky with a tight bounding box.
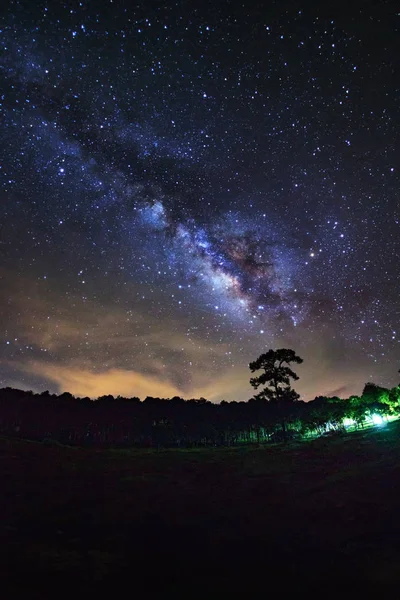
[1,0,399,402]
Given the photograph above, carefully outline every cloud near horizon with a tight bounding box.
[17,358,366,404]
[1,272,385,403]
[25,362,183,399]
[20,360,255,402]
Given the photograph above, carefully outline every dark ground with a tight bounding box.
[2,423,400,597]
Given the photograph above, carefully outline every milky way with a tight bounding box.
[0,1,399,401]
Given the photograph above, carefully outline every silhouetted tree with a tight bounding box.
[302,396,346,435]
[389,386,400,412]
[249,348,303,441]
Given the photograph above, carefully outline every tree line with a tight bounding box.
[0,349,398,448]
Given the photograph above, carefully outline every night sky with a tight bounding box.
[1,1,399,402]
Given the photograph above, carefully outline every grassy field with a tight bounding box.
[2,422,400,596]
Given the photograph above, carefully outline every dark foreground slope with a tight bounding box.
[2,423,400,596]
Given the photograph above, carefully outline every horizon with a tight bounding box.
[2,367,398,404]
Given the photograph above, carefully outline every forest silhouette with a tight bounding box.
[1,349,398,448]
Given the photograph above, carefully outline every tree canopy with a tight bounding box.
[249,348,303,402]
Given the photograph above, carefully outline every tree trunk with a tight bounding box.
[281,419,287,443]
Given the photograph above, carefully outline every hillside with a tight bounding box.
[2,423,400,595]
